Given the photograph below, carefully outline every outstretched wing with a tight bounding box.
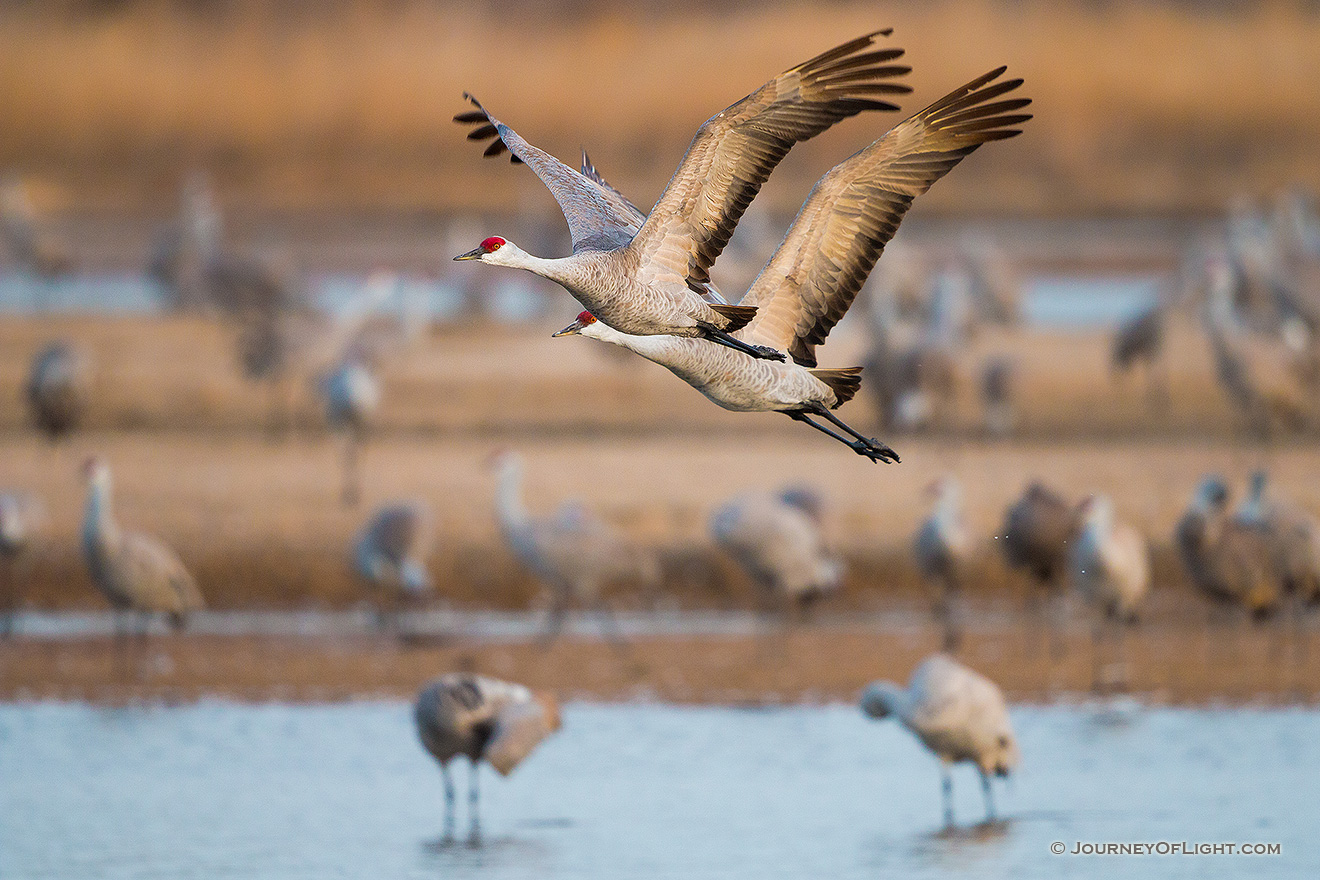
[629,31,911,295]
[455,96,644,252]
[739,68,1030,366]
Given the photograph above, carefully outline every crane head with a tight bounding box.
[551,311,597,338]
[80,455,109,485]
[453,236,508,262]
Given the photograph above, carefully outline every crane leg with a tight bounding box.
[1091,617,1105,695]
[980,771,996,822]
[941,767,955,828]
[539,591,568,650]
[938,571,963,653]
[592,599,633,660]
[787,411,899,464]
[701,327,786,362]
[341,433,362,508]
[0,561,14,638]
[441,763,456,841]
[468,759,482,844]
[809,406,900,463]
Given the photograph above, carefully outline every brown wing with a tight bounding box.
[630,31,911,295]
[455,96,645,253]
[739,68,1030,366]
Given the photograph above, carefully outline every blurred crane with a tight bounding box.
[81,457,204,650]
[0,492,42,638]
[710,487,842,623]
[26,340,92,443]
[861,654,1019,827]
[353,500,434,631]
[1110,302,1168,404]
[415,673,561,839]
[1068,494,1150,693]
[913,477,972,651]
[147,172,222,311]
[0,177,74,305]
[321,351,381,507]
[453,32,913,360]
[1000,481,1079,657]
[1234,470,1320,607]
[1175,476,1282,622]
[979,355,1016,438]
[490,450,657,649]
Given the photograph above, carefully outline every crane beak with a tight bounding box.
[552,318,585,337]
[453,247,485,262]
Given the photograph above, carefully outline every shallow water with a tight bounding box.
[2,702,1315,879]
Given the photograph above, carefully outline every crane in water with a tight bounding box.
[861,653,1019,827]
[414,673,561,839]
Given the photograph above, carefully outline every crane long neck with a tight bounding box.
[494,460,532,537]
[501,249,578,287]
[82,479,119,551]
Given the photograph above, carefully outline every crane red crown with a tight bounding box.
[480,236,506,252]
[577,311,597,324]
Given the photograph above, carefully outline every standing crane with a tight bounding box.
[1234,470,1320,607]
[0,177,74,305]
[553,68,1030,462]
[0,492,42,638]
[490,450,657,649]
[914,477,972,652]
[81,457,205,650]
[861,654,1019,828]
[321,350,381,507]
[454,32,915,359]
[1111,302,1168,404]
[1068,494,1151,693]
[1000,481,1079,656]
[353,500,434,631]
[1175,476,1282,621]
[415,673,561,840]
[26,341,92,443]
[710,487,843,622]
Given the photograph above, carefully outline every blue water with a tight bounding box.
[1,702,1315,879]
[2,271,1160,328]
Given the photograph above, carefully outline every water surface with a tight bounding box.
[2,702,1314,879]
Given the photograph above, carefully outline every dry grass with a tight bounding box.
[2,0,1319,215]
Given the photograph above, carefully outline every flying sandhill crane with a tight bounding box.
[81,457,204,653]
[321,351,381,507]
[979,355,1015,437]
[1068,494,1151,693]
[454,32,915,361]
[415,673,561,839]
[26,340,92,443]
[490,450,657,649]
[1175,476,1282,621]
[0,492,42,638]
[1234,470,1320,607]
[0,177,74,295]
[1110,302,1167,404]
[861,653,1019,827]
[914,477,972,651]
[1000,481,1079,656]
[353,500,434,631]
[710,487,843,621]
[554,69,1030,462]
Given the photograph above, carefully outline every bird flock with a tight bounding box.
[3,28,1320,841]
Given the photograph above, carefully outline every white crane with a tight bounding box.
[353,500,434,630]
[453,32,914,360]
[0,492,42,638]
[861,653,1019,827]
[552,68,1030,462]
[1068,494,1151,693]
[81,457,205,645]
[914,477,972,651]
[414,673,561,839]
[490,450,657,648]
[26,340,92,442]
[710,487,842,620]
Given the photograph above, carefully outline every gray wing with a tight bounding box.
[455,96,645,253]
[629,32,911,296]
[369,502,433,562]
[739,68,1030,366]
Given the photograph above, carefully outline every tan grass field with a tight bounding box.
[2,0,1318,217]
